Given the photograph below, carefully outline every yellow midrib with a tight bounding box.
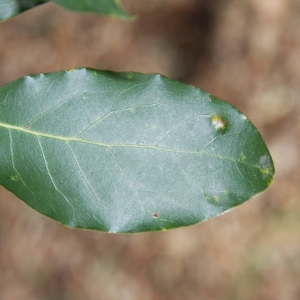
[0,121,159,149]
[0,121,261,169]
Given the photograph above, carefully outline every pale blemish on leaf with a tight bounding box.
[261,167,273,178]
[211,115,226,131]
[10,174,20,181]
[259,155,271,169]
[206,93,211,102]
[267,178,274,187]
[258,155,274,180]
[213,196,220,202]
[205,194,220,202]
[205,195,211,201]
[240,152,246,162]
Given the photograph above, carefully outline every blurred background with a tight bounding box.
[0,0,300,299]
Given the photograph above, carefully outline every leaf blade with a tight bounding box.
[0,0,47,21]
[52,0,133,19]
[0,68,275,232]
[0,0,132,21]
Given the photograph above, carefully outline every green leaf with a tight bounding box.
[0,0,132,21]
[52,0,133,19]
[0,0,47,21]
[0,68,274,233]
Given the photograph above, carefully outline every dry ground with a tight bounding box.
[0,0,300,299]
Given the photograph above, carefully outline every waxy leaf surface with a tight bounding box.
[52,0,132,19]
[0,69,274,232]
[0,0,131,21]
[0,0,47,20]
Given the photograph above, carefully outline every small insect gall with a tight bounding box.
[211,115,226,130]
